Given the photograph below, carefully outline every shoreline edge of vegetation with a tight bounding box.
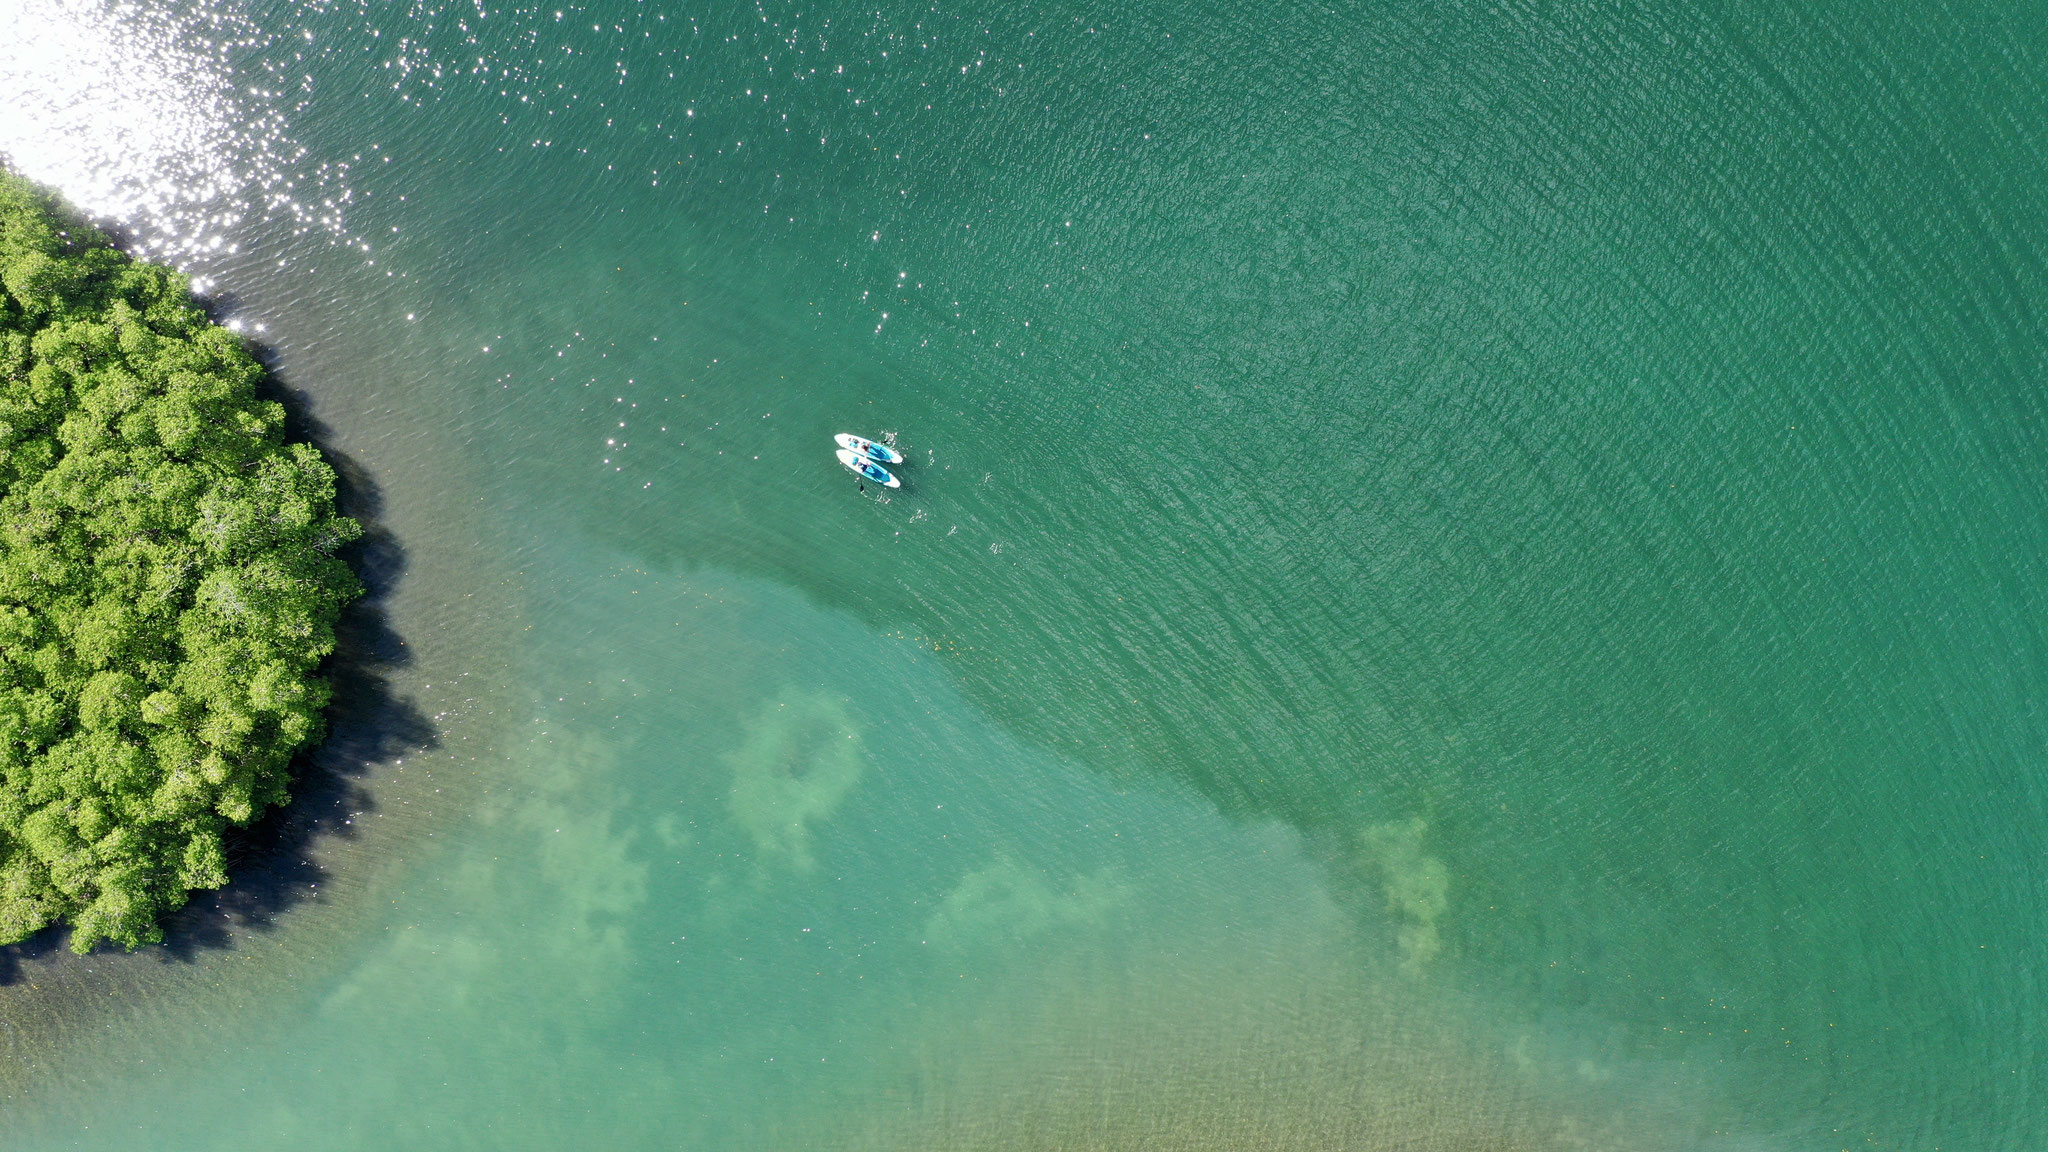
[0,170,361,953]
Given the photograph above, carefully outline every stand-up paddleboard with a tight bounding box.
[834,433,903,465]
[837,448,901,487]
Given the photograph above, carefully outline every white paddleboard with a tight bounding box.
[834,433,904,465]
[837,447,901,487]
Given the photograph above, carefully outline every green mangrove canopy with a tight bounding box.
[0,171,361,953]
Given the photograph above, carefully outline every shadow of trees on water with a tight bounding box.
[0,333,439,984]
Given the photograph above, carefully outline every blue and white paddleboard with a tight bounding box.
[834,433,904,465]
[837,447,901,488]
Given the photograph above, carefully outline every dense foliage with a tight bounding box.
[0,172,360,952]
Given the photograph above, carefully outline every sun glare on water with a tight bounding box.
[0,0,354,266]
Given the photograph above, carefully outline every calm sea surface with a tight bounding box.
[2,1,2046,1147]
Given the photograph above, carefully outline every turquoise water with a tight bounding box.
[4,0,2048,1147]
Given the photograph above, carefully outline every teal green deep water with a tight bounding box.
[3,1,2046,1147]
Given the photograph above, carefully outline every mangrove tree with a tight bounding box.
[0,170,360,953]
